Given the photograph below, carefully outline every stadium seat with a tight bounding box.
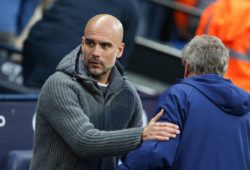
[5,150,33,170]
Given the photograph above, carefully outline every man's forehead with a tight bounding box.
[84,29,119,44]
[85,29,114,37]
[84,37,113,44]
[84,18,122,43]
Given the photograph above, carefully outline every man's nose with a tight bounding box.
[92,45,101,57]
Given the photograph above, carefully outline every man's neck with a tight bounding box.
[185,72,197,78]
[94,76,109,84]
[97,82,108,87]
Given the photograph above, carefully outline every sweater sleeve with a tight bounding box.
[37,73,144,158]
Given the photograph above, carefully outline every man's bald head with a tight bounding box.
[84,14,124,43]
[82,14,125,84]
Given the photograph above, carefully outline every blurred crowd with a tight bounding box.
[0,0,250,92]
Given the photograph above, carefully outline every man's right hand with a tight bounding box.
[142,109,180,141]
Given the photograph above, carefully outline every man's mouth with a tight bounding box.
[89,61,101,68]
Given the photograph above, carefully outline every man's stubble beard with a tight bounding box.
[85,61,113,79]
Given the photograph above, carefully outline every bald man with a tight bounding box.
[22,0,139,89]
[30,14,180,170]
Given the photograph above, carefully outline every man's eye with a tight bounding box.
[85,40,95,47]
[101,43,111,49]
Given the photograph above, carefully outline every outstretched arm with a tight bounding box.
[39,75,180,159]
[143,109,180,141]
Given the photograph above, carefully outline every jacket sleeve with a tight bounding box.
[117,138,180,170]
[37,73,144,158]
[116,85,188,170]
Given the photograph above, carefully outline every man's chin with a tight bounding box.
[89,69,103,77]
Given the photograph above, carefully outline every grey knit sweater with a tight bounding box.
[30,46,144,170]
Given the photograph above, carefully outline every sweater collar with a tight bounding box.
[56,45,127,94]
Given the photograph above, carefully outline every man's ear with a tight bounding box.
[116,43,125,59]
[81,36,85,44]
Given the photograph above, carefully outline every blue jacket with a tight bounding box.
[117,74,250,170]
